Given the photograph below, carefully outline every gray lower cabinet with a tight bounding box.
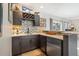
[30,35,40,50]
[47,37,63,56]
[12,35,63,56]
[63,34,77,56]
[21,36,30,53]
[12,37,21,56]
[12,35,40,56]
[21,35,40,53]
[40,35,47,54]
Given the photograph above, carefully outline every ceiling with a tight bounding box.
[21,3,79,20]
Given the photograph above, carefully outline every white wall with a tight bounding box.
[40,12,69,31]
[70,19,79,31]
[0,3,12,56]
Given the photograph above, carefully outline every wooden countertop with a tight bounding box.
[12,33,63,40]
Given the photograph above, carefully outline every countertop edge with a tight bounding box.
[12,33,63,40]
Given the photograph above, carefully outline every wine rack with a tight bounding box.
[22,13,35,20]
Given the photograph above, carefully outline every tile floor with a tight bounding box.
[20,49,46,56]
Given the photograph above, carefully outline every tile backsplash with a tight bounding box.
[21,20,33,33]
[21,20,41,33]
[12,20,44,34]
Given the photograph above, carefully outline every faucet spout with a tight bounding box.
[27,28,30,33]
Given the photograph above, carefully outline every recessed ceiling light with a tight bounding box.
[26,9,30,12]
[40,6,44,8]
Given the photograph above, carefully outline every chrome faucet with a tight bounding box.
[27,28,30,33]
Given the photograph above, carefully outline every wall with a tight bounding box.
[0,3,12,56]
[70,20,79,31]
[41,13,68,30]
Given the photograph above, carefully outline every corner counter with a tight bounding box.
[12,33,63,40]
[12,32,78,56]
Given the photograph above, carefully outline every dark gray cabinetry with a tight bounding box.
[47,37,63,56]
[30,35,40,50]
[21,36,30,53]
[12,35,63,56]
[13,11,22,25]
[12,35,40,56]
[40,35,47,54]
[63,34,77,56]
[12,37,21,56]
[21,35,40,53]
[34,15,40,26]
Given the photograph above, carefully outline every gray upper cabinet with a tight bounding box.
[12,37,21,56]
[34,15,40,26]
[13,11,22,25]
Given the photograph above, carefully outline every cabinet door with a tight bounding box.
[21,36,30,53]
[30,35,39,49]
[47,37,63,56]
[40,35,47,54]
[13,11,22,25]
[34,15,40,26]
[30,35,40,50]
[12,37,21,56]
